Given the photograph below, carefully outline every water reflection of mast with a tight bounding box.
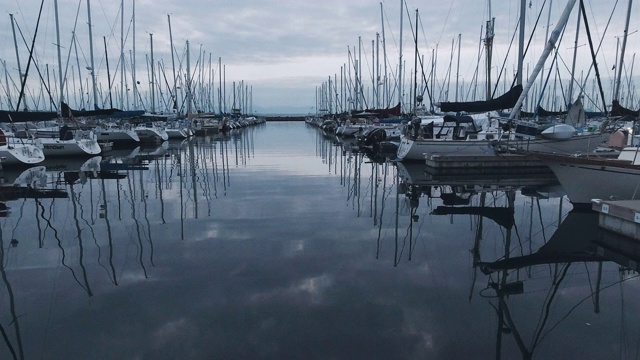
[375,162,392,260]
[68,179,94,297]
[127,169,148,278]
[101,178,118,285]
[140,167,155,267]
[189,137,198,219]
[177,147,185,241]
[224,134,231,190]
[156,150,166,224]
[0,226,24,360]
[198,142,213,216]
[37,179,90,296]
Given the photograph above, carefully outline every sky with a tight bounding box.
[0,0,638,114]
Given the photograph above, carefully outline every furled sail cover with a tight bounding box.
[352,102,402,118]
[537,105,567,116]
[0,110,58,123]
[61,102,119,118]
[611,100,639,117]
[439,84,522,113]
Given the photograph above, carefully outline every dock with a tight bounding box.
[592,199,640,241]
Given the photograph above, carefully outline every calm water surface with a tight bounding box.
[0,122,638,359]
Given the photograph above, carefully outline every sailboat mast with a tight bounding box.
[398,0,403,111]
[509,0,577,119]
[567,9,581,106]
[54,0,64,106]
[516,0,526,87]
[538,0,553,106]
[375,34,379,108]
[132,0,137,109]
[168,14,178,114]
[186,40,191,116]
[614,0,633,101]
[120,0,124,109]
[218,57,222,114]
[150,33,155,113]
[10,14,23,91]
[380,2,388,107]
[104,36,113,108]
[456,33,461,102]
[484,1,495,100]
[87,0,99,109]
[413,9,419,113]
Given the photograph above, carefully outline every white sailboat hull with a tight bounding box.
[135,127,169,141]
[96,128,140,143]
[396,137,496,161]
[165,128,188,139]
[546,160,640,204]
[37,138,102,157]
[499,132,609,154]
[0,144,45,165]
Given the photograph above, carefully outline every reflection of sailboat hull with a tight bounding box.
[40,156,102,173]
[432,206,515,228]
[136,142,169,161]
[1,166,47,186]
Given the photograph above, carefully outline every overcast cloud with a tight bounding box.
[0,0,638,114]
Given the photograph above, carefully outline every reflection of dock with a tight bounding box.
[423,153,550,176]
[396,161,558,189]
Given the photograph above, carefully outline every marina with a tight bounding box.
[1,0,640,358]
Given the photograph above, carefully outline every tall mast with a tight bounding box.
[375,33,380,108]
[120,0,124,108]
[168,14,178,114]
[16,0,46,112]
[186,40,191,115]
[516,0,526,87]
[484,1,495,100]
[132,0,137,109]
[509,0,577,119]
[371,39,375,108]
[218,57,222,114]
[413,9,419,113]
[614,0,633,101]
[567,8,581,106]
[87,0,99,109]
[398,0,403,110]
[455,33,461,102]
[54,0,64,107]
[150,33,155,113]
[380,2,388,107]
[10,14,23,90]
[538,0,553,105]
[104,36,113,108]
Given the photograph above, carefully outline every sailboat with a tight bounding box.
[0,128,45,166]
[494,0,611,155]
[30,123,102,157]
